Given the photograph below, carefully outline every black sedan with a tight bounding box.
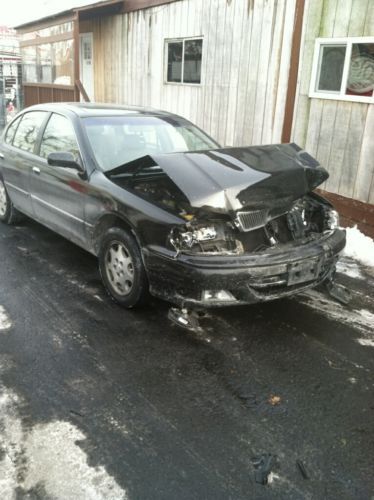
[0,103,345,312]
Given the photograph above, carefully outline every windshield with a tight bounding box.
[83,115,219,171]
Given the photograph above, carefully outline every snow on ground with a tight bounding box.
[336,258,364,280]
[0,306,12,331]
[0,376,127,499]
[342,226,374,268]
[298,290,374,348]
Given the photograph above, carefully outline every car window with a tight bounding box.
[39,113,80,160]
[83,116,219,171]
[4,116,22,145]
[13,112,47,153]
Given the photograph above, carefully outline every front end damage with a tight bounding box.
[106,143,347,310]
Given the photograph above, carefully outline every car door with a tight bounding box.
[29,112,89,248]
[0,111,49,216]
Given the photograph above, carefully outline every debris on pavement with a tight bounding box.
[168,307,202,331]
[252,454,277,485]
[324,279,352,305]
[268,394,281,406]
[296,459,309,480]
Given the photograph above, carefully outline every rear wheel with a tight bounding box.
[98,227,149,308]
[0,176,23,224]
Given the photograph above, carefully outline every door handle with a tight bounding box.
[32,167,40,175]
[0,153,4,160]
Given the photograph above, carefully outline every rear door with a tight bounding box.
[0,111,48,216]
[29,112,89,248]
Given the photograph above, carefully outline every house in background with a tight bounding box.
[0,26,21,128]
[15,0,374,234]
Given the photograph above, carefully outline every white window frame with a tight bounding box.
[309,37,374,104]
[164,36,203,86]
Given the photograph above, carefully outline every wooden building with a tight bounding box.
[15,0,374,229]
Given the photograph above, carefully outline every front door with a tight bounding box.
[29,112,88,248]
[80,33,94,101]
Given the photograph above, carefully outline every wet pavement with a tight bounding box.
[0,218,373,499]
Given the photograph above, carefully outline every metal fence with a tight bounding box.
[0,59,23,133]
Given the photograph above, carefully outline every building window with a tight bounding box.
[310,37,374,103]
[165,38,203,84]
[20,21,74,86]
[21,39,74,86]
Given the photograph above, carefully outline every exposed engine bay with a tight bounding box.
[166,193,339,256]
[112,168,339,256]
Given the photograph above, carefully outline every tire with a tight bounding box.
[98,227,149,308]
[0,175,23,225]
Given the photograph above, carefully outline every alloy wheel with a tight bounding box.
[105,241,135,296]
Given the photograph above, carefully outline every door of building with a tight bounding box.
[79,33,94,101]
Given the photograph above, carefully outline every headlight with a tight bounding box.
[169,225,217,250]
[326,209,339,230]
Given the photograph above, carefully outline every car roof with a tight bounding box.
[22,102,181,119]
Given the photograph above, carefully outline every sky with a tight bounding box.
[0,0,101,28]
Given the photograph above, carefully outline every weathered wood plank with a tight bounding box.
[216,0,235,145]
[304,98,323,156]
[324,101,352,194]
[291,94,310,147]
[332,0,353,37]
[319,0,338,37]
[315,100,338,191]
[208,0,228,142]
[363,0,374,36]
[251,0,276,145]
[353,105,374,203]
[271,0,296,143]
[241,0,264,145]
[233,0,254,145]
[338,103,367,198]
[224,0,246,146]
[348,0,370,36]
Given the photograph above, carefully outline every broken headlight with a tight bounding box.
[168,223,242,254]
[169,226,217,250]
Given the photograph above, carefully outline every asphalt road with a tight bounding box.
[0,218,373,500]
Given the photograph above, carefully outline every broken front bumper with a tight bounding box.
[143,229,346,308]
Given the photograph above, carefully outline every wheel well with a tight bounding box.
[93,214,139,254]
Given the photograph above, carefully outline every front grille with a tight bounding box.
[235,209,269,232]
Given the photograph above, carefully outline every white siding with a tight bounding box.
[82,0,296,147]
[292,0,374,203]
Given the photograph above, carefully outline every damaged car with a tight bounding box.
[0,103,346,313]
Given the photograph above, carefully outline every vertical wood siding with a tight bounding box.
[292,0,374,203]
[80,0,296,147]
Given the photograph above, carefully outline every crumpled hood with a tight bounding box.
[107,143,328,213]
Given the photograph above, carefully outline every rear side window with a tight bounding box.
[13,112,47,153]
[4,116,21,145]
[39,113,80,159]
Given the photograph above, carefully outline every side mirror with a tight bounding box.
[47,152,84,173]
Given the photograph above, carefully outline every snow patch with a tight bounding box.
[342,226,374,268]
[0,306,12,331]
[336,258,363,280]
[297,290,374,347]
[0,385,127,499]
[357,338,374,347]
[23,421,127,499]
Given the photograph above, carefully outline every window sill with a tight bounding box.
[308,91,373,104]
[164,81,202,87]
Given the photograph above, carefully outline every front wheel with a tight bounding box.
[0,176,23,224]
[98,227,149,308]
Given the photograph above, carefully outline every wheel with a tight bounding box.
[0,176,23,224]
[98,227,149,308]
